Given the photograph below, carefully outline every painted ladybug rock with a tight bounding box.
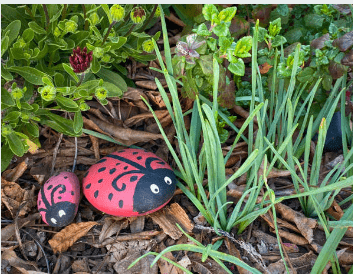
[82,149,177,217]
[37,172,80,227]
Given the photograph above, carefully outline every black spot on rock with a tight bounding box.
[133,152,138,155]
[98,167,106,173]
[64,176,68,179]
[58,196,62,199]
[130,176,138,182]
[158,161,165,165]
[116,162,121,166]
[39,201,41,205]
[108,193,113,201]
[124,166,128,170]
[94,190,99,198]
[97,158,107,164]
[84,172,89,178]
[137,156,142,160]
[85,183,91,189]
[71,191,74,195]
[109,168,116,174]
[98,179,103,183]
[119,200,124,208]
[47,185,53,190]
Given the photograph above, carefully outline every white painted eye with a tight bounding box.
[164,176,172,185]
[150,184,159,194]
[51,218,57,224]
[59,210,66,217]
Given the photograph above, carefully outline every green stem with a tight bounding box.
[124,24,136,37]
[101,21,117,46]
[42,4,50,31]
[61,4,68,21]
[24,5,36,22]
[77,73,85,87]
[82,4,88,31]
[139,4,158,31]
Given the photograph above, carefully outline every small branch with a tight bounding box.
[24,5,36,22]
[61,4,68,21]
[102,21,117,46]
[82,4,88,31]
[76,73,85,87]
[140,4,158,31]
[124,24,136,37]
[42,4,50,31]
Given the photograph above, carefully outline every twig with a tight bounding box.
[194,224,269,273]
[21,229,50,274]
[102,21,117,46]
[124,24,136,37]
[140,4,158,31]
[61,4,68,21]
[72,137,78,173]
[42,4,50,31]
[14,202,29,261]
[50,133,64,177]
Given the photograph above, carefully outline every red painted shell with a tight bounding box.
[37,172,80,227]
[82,149,177,217]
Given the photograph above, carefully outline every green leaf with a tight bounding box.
[3,20,21,46]
[234,36,252,58]
[3,111,21,122]
[2,87,15,106]
[217,7,237,23]
[42,76,53,86]
[105,36,127,50]
[102,81,123,98]
[62,63,79,83]
[91,55,101,74]
[304,14,325,29]
[28,21,47,34]
[284,28,303,44]
[268,17,281,37]
[202,4,219,22]
[322,74,332,91]
[212,22,230,37]
[1,65,13,81]
[219,37,233,53]
[228,58,245,76]
[198,55,213,76]
[1,36,9,57]
[6,132,25,157]
[297,67,315,83]
[272,35,287,47]
[195,23,212,36]
[1,143,14,172]
[26,122,39,137]
[7,66,51,85]
[95,67,127,93]
[73,111,83,134]
[56,95,79,112]
[101,4,112,24]
[54,72,65,87]
[22,28,34,43]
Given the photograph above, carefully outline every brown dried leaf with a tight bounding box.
[99,217,129,244]
[333,31,353,52]
[224,238,253,274]
[113,250,158,274]
[341,49,353,67]
[230,15,250,38]
[124,110,169,127]
[145,90,167,108]
[3,159,28,182]
[189,253,229,274]
[157,242,181,274]
[218,80,236,109]
[87,114,163,146]
[259,62,273,74]
[2,248,38,272]
[1,213,40,241]
[267,250,317,273]
[275,203,317,244]
[333,4,352,15]
[311,33,330,50]
[123,87,150,112]
[130,216,146,234]
[150,203,194,240]
[48,221,98,253]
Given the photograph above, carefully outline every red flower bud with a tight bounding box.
[69,46,93,73]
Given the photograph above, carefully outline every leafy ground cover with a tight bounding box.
[1,4,353,274]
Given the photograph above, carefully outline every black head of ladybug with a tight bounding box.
[38,184,76,227]
[132,167,176,213]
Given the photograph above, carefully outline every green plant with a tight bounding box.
[1,4,160,171]
[172,4,253,109]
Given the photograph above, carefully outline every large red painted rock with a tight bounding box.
[82,149,177,217]
[37,172,80,227]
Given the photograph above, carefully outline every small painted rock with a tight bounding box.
[82,148,177,217]
[37,172,80,227]
[324,112,343,152]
